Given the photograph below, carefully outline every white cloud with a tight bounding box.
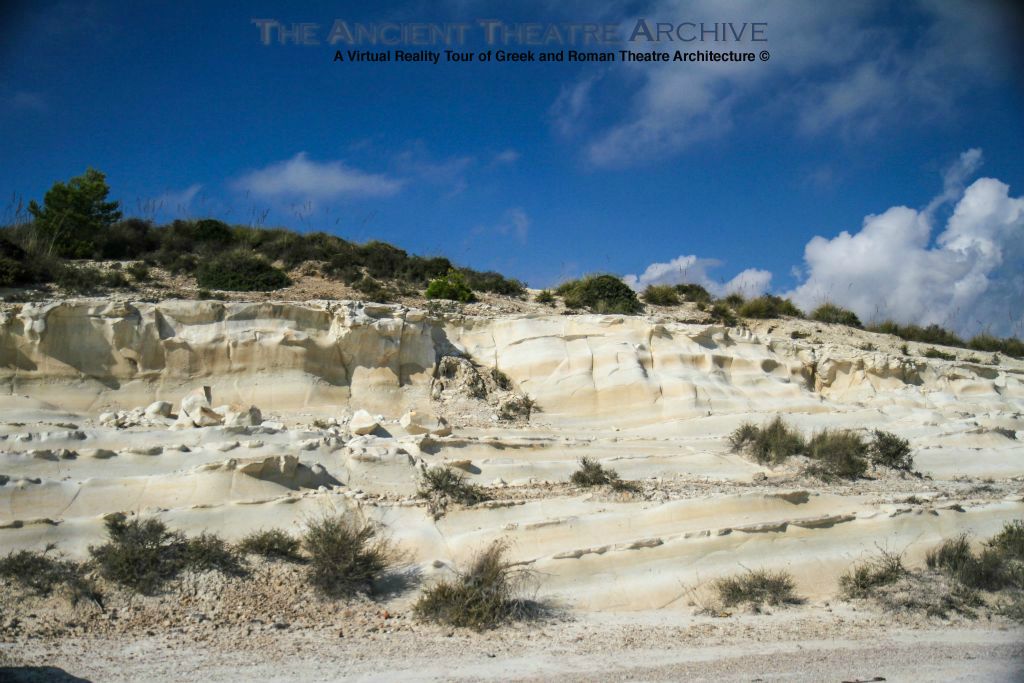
[234,152,402,200]
[787,151,1024,336]
[8,91,47,112]
[475,207,530,245]
[623,254,771,297]
[557,0,1012,167]
[493,149,521,165]
[550,74,600,137]
[393,144,474,196]
[154,183,202,214]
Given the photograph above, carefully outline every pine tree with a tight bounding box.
[28,168,122,258]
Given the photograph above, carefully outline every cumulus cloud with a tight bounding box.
[558,0,1013,167]
[787,151,1024,336]
[234,152,402,200]
[623,254,771,298]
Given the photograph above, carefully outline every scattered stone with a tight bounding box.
[350,410,380,436]
[144,401,174,418]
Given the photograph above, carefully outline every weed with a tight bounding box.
[184,532,246,576]
[709,302,737,326]
[238,529,304,562]
[0,547,103,608]
[642,284,680,306]
[569,456,640,493]
[414,541,537,629]
[839,549,907,599]
[987,520,1024,561]
[713,568,801,609]
[810,303,862,328]
[924,347,956,361]
[490,367,513,391]
[737,295,803,319]
[868,430,914,471]
[805,429,869,479]
[729,417,805,465]
[674,283,712,303]
[418,465,490,508]
[89,516,187,595]
[302,515,391,598]
[534,289,555,305]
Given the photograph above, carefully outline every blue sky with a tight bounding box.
[2,1,1023,334]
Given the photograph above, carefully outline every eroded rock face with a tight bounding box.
[0,299,1021,426]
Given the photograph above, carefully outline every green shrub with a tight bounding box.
[104,270,131,289]
[868,430,913,471]
[737,295,804,319]
[558,275,643,314]
[195,251,290,291]
[867,321,964,348]
[811,303,862,328]
[839,549,907,599]
[569,456,640,492]
[192,219,234,245]
[417,465,489,507]
[126,261,151,282]
[642,284,680,306]
[969,334,1024,359]
[184,532,245,575]
[414,541,536,629]
[0,255,29,287]
[0,547,103,607]
[713,568,800,608]
[238,529,303,562]
[496,394,536,421]
[924,347,956,360]
[674,283,712,303]
[925,534,1014,591]
[0,237,35,286]
[28,168,122,258]
[535,289,555,305]
[490,367,513,390]
[729,417,806,465]
[987,520,1024,561]
[709,302,737,326]
[805,430,869,479]
[98,219,159,259]
[89,516,188,595]
[397,255,453,284]
[461,269,526,297]
[360,240,408,279]
[425,270,476,303]
[722,293,745,308]
[54,263,105,293]
[352,275,392,302]
[302,515,391,598]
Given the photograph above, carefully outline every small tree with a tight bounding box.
[28,168,122,258]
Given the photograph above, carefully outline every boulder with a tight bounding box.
[350,410,380,436]
[399,410,431,435]
[144,401,174,418]
[223,404,263,428]
[179,386,223,427]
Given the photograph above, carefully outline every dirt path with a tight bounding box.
[4,610,1022,682]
